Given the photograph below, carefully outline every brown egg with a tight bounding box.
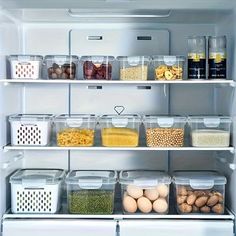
[156,184,169,198]
[153,198,168,213]
[144,189,159,201]
[127,185,143,199]
[137,197,152,213]
[123,196,137,213]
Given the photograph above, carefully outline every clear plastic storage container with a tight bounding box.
[10,169,65,214]
[99,113,141,147]
[54,114,96,147]
[44,55,78,80]
[173,171,227,214]
[188,116,231,147]
[120,170,171,214]
[66,170,117,214]
[117,56,150,81]
[9,114,53,146]
[8,55,43,79]
[143,115,187,147]
[153,55,185,80]
[80,56,114,80]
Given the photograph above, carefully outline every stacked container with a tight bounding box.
[10,169,65,214]
[66,170,117,214]
[188,116,231,147]
[9,114,53,146]
[120,170,171,214]
[54,114,96,147]
[173,171,226,214]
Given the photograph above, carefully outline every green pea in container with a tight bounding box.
[66,170,117,214]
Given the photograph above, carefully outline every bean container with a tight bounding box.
[44,55,78,79]
[188,116,231,147]
[117,56,150,81]
[65,170,117,214]
[120,170,171,214]
[143,115,187,147]
[54,114,96,147]
[173,171,227,214]
[10,169,66,214]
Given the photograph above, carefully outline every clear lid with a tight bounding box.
[8,55,43,61]
[80,55,115,63]
[44,55,78,63]
[153,55,185,65]
[209,36,227,49]
[120,170,171,187]
[188,36,206,53]
[173,171,227,189]
[188,116,231,127]
[117,56,151,65]
[143,115,187,127]
[9,114,54,122]
[10,169,65,186]
[66,170,117,189]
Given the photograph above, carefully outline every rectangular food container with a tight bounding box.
[153,55,185,80]
[54,114,96,147]
[44,55,78,80]
[10,169,66,214]
[188,116,231,147]
[80,55,114,80]
[117,56,150,81]
[99,113,141,147]
[66,170,117,214]
[120,170,171,214]
[173,171,226,214]
[8,55,43,79]
[143,115,187,147]
[9,114,53,146]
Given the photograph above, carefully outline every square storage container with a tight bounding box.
[44,55,78,80]
[120,170,171,214]
[9,114,53,146]
[10,169,66,214]
[80,56,114,80]
[8,55,43,79]
[54,114,96,147]
[173,171,227,214]
[66,170,117,214]
[188,116,231,147]
[117,56,150,81]
[143,115,187,147]
[153,55,185,80]
[99,113,141,147]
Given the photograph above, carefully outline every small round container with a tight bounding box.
[153,55,185,80]
[44,55,78,80]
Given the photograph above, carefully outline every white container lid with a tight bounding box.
[173,171,227,189]
[153,55,185,64]
[9,114,54,122]
[188,116,231,127]
[120,170,171,187]
[66,170,117,189]
[80,56,115,63]
[117,56,151,65]
[143,115,187,127]
[8,55,43,61]
[44,55,78,63]
[10,169,65,185]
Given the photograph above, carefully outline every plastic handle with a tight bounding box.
[163,56,177,66]
[22,178,46,188]
[203,118,220,127]
[67,119,83,127]
[133,179,158,187]
[127,57,140,66]
[78,178,103,189]
[112,117,128,127]
[157,118,174,127]
[190,179,214,189]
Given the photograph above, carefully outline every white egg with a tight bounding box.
[153,198,168,213]
[123,196,137,213]
[156,184,169,198]
[137,197,152,213]
[144,189,159,201]
[127,185,143,199]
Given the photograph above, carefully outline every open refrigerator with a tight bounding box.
[0,0,236,235]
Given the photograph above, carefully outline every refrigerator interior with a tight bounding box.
[0,0,236,235]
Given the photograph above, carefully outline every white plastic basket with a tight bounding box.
[9,114,53,146]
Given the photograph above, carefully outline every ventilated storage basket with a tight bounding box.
[9,114,53,146]
[10,169,65,214]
